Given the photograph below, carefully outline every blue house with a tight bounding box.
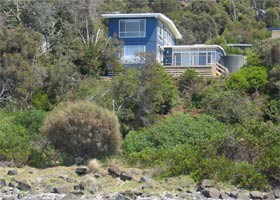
[102,13,229,77]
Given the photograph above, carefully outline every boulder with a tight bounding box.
[7,170,17,176]
[201,187,220,199]
[2,196,16,200]
[54,185,71,194]
[0,179,6,187]
[264,192,275,200]
[236,191,250,200]
[120,171,134,181]
[138,176,151,184]
[220,191,231,199]
[250,191,265,200]
[274,189,280,198]
[16,180,31,191]
[201,179,215,188]
[108,165,122,177]
[75,167,88,176]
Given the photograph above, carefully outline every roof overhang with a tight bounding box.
[163,45,226,55]
[102,13,182,40]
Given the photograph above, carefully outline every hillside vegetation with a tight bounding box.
[1,0,280,190]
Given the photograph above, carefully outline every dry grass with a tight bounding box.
[87,159,102,174]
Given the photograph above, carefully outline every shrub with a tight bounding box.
[111,63,178,134]
[42,102,121,163]
[226,66,268,93]
[87,159,102,174]
[178,69,206,106]
[122,112,227,155]
[13,110,47,137]
[199,89,264,124]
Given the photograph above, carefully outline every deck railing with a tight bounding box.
[164,62,229,77]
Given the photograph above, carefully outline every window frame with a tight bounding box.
[120,45,146,64]
[119,19,146,38]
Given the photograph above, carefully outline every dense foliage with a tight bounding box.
[0,0,280,190]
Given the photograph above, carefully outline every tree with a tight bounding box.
[111,63,178,134]
[0,26,45,109]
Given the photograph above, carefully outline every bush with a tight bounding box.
[111,63,178,134]
[42,102,121,163]
[13,110,47,137]
[226,66,268,93]
[122,112,227,155]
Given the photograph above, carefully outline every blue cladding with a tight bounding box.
[108,17,158,53]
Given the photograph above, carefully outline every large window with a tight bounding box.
[119,45,146,64]
[119,19,146,38]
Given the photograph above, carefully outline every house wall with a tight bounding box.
[108,17,158,53]
[272,30,280,38]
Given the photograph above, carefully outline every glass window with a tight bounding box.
[207,52,215,64]
[158,22,163,41]
[174,53,181,66]
[181,52,190,66]
[121,45,146,64]
[119,19,146,38]
[199,52,207,65]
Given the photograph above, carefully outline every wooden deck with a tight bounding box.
[164,62,229,77]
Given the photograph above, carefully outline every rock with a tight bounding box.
[17,180,31,191]
[176,192,189,199]
[108,165,122,177]
[116,194,125,200]
[61,193,80,200]
[75,167,88,176]
[220,191,231,199]
[139,176,151,183]
[44,185,54,193]
[274,189,280,198]
[1,186,10,193]
[176,186,184,192]
[250,191,265,199]
[0,179,7,187]
[236,191,250,200]
[141,183,154,190]
[74,182,85,191]
[201,187,220,199]
[66,177,76,183]
[12,188,20,195]
[2,196,16,200]
[229,190,239,198]
[163,191,174,198]
[264,192,275,200]
[8,181,17,188]
[7,170,17,175]
[201,179,215,188]
[120,171,134,181]
[54,185,71,194]
[94,173,102,179]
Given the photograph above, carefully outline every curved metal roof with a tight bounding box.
[102,13,182,39]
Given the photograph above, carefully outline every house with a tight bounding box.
[268,27,280,39]
[102,13,229,77]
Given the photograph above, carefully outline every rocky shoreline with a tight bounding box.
[0,165,279,200]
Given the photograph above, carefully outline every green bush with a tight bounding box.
[199,88,264,124]
[122,112,227,155]
[32,91,49,111]
[42,102,122,163]
[0,110,58,167]
[257,124,280,185]
[226,66,268,93]
[13,110,47,137]
[111,63,178,134]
